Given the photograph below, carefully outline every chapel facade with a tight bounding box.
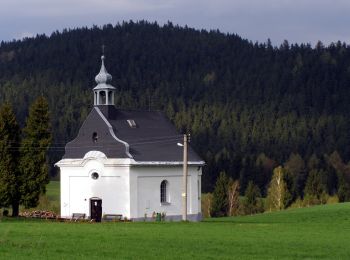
[55,55,204,221]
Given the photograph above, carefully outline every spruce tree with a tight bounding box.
[304,169,327,205]
[210,171,229,217]
[337,172,350,202]
[0,103,21,216]
[243,181,262,215]
[19,96,52,208]
[284,153,306,198]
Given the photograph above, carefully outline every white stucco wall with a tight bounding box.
[57,156,202,221]
[130,166,202,219]
[58,157,130,218]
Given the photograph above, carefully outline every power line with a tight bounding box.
[4,137,184,150]
[5,134,183,145]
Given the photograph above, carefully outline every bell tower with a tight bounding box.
[93,54,116,106]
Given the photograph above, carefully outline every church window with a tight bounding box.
[91,172,99,180]
[127,119,137,128]
[92,132,98,143]
[160,180,169,203]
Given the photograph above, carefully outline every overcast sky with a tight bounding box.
[1,0,349,45]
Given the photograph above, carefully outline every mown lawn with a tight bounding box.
[1,203,350,259]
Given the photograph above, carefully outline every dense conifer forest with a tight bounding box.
[1,21,350,195]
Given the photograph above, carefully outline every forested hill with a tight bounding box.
[1,21,350,192]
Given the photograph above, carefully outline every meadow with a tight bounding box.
[1,192,350,259]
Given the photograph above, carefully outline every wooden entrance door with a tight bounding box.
[90,198,102,222]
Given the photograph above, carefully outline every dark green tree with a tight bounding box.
[304,169,327,205]
[0,103,21,216]
[210,171,229,217]
[19,96,52,208]
[243,181,263,215]
[337,171,350,202]
[284,153,306,199]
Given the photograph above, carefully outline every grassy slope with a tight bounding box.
[1,203,350,259]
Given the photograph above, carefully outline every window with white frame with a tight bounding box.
[160,180,169,203]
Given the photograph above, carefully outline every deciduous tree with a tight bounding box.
[227,178,240,216]
[266,166,290,211]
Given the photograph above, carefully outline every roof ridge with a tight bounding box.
[94,107,133,158]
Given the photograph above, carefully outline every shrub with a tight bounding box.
[210,172,229,217]
[327,195,339,204]
[3,209,9,217]
[201,193,213,218]
[289,197,303,209]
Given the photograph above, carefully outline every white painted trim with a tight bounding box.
[130,161,205,166]
[83,151,107,159]
[94,107,133,158]
[55,157,204,167]
[55,158,132,167]
[137,175,188,178]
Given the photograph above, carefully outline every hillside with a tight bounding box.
[1,21,350,192]
[1,203,350,259]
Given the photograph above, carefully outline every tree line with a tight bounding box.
[0,97,51,216]
[208,150,350,217]
[1,21,350,195]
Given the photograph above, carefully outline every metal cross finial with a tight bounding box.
[102,44,105,55]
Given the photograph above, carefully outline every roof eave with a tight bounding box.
[130,161,205,166]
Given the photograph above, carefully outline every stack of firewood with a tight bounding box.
[19,210,57,219]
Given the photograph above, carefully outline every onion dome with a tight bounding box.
[93,54,116,106]
[95,55,112,84]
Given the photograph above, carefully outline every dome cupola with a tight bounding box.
[93,55,116,106]
[95,55,112,84]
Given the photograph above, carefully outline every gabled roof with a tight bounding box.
[63,105,204,164]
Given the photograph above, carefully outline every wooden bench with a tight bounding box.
[71,213,86,222]
[103,214,122,221]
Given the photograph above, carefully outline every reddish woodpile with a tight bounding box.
[19,210,57,219]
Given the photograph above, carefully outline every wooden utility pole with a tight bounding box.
[182,134,189,221]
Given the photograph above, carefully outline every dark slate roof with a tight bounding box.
[63,105,203,163]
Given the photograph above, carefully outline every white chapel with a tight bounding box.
[55,55,204,221]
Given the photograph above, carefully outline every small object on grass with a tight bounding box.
[103,214,122,222]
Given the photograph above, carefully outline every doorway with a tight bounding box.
[90,198,102,222]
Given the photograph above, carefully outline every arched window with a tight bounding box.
[160,180,169,203]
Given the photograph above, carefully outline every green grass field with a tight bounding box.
[46,181,60,202]
[1,198,350,259]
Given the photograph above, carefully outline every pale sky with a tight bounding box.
[1,0,350,45]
